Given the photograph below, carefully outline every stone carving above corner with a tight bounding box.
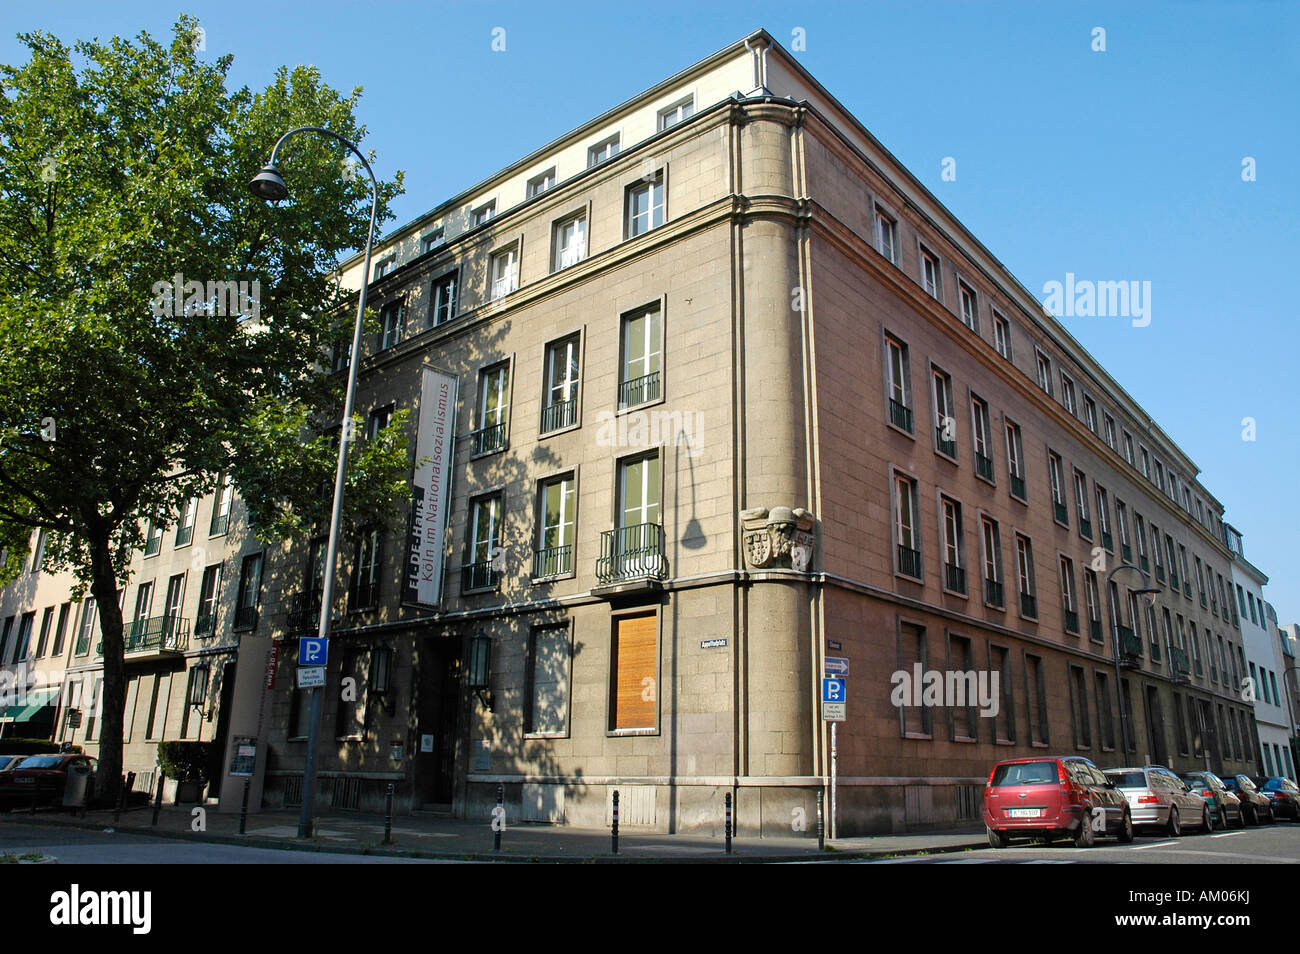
[741,506,817,571]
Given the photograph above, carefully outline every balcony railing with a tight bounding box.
[1118,627,1142,667]
[618,371,661,409]
[541,398,578,433]
[1101,531,1114,551]
[943,563,966,594]
[1020,593,1038,618]
[1079,517,1093,539]
[1053,501,1069,525]
[975,453,994,481]
[470,421,507,456]
[462,560,500,593]
[1089,617,1103,640]
[284,591,321,636]
[935,426,957,459]
[1200,593,1208,609]
[1184,581,1192,599]
[596,523,665,584]
[233,605,259,631]
[1064,609,1079,634]
[1170,646,1191,682]
[558,240,586,269]
[1170,570,1180,590]
[984,579,1004,608]
[1193,657,1203,677]
[1009,473,1026,500]
[1121,543,1132,563]
[490,272,518,301]
[897,544,922,579]
[1149,637,1162,662]
[888,398,913,433]
[352,578,380,612]
[193,611,217,638]
[123,615,189,654]
[532,545,573,579]
[1139,554,1149,572]
[176,524,194,548]
[1155,564,1166,584]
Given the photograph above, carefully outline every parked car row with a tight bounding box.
[0,753,97,810]
[984,756,1300,848]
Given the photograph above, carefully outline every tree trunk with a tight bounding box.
[88,535,126,806]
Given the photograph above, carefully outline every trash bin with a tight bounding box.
[62,762,94,810]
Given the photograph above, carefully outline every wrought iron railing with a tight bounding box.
[944,563,966,594]
[888,398,913,433]
[1089,617,1103,640]
[1170,646,1191,682]
[1020,593,1037,618]
[935,427,957,459]
[1079,517,1093,539]
[1009,473,1026,499]
[462,560,499,593]
[233,605,259,631]
[541,398,577,433]
[984,579,1004,608]
[1053,501,1069,525]
[596,523,665,584]
[123,615,189,654]
[618,371,661,409]
[975,453,994,481]
[193,611,217,638]
[532,545,573,579]
[1118,627,1142,667]
[897,544,922,579]
[285,591,322,636]
[471,421,507,455]
[1064,609,1079,634]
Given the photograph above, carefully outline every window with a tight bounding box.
[0,616,12,663]
[335,648,369,739]
[874,207,896,263]
[1005,420,1025,500]
[431,271,458,326]
[619,303,663,408]
[489,245,519,301]
[175,498,197,547]
[542,333,581,432]
[34,607,53,658]
[949,634,977,740]
[162,574,184,626]
[981,516,1003,607]
[1103,413,1116,449]
[1153,459,1166,493]
[626,171,664,238]
[209,474,233,536]
[919,245,941,299]
[12,612,34,664]
[144,520,163,557]
[526,167,556,197]
[1035,350,1053,396]
[939,496,965,595]
[145,674,169,741]
[618,452,660,529]
[1083,569,1102,641]
[1195,498,1205,524]
[587,134,620,167]
[373,256,395,281]
[1060,373,1077,414]
[1060,556,1079,634]
[527,623,573,735]
[535,475,576,578]
[894,473,921,578]
[132,582,154,629]
[1123,431,1135,465]
[1026,653,1048,744]
[378,300,404,349]
[1135,514,1149,569]
[471,201,495,227]
[331,338,352,373]
[1195,556,1207,606]
[657,96,694,129]
[1095,672,1115,749]
[931,368,956,458]
[234,552,262,630]
[1178,545,1190,596]
[958,280,979,332]
[1116,500,1131,560]
[885,335,912,433]
[1048,451,1067,525]
[465,494,503,592]
[1073,470,1091,538]
[29,529,45,574]
[1095,485,1112,550]
[898,623,931,736]
[552,212,587,270]
[195,565,221,637]
[610,612,657,731]
[1083,396,1097,433]
[473,363,510,455]
[420,229,445,255]
[1016,533,1037,618]
[351,528,381,611]
[970,396,993,480]
[990,645,1015,741]
[992,312,1011,359]
[1069,666,1091,748]
[181,665,208,738]
[1151,522,1165,581]
[51,603,70,657]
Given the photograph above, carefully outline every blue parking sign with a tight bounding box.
[822,677,845,703]
[299,637,328,667]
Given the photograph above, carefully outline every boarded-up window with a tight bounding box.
[527,624,572,735]
[610,613,657,730]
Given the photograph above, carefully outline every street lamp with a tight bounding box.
[249,126,380,839]
[1105,561,1160,763]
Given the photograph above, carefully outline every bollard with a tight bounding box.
[816,789,825,851]
[383,782,394,845]
[112,774,127,825]
[239,778,251,835]
[725,791,732,854]
[493,784,503,851]
[151,772,165,827]
[611,789,620,855]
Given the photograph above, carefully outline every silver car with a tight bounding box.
[1105,766,1214,835]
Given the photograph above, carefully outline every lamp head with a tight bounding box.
[249,163,289,201]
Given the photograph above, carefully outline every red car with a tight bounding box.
[0,754,96,810]
[985,756,1133,848]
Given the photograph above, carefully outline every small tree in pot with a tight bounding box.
[157,741,216,804]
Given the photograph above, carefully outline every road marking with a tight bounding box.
[1132,840,1178,850]
[1210,831,1247,838]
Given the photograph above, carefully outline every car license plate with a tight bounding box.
[14,778,33,784]
[1008,808,1041,818]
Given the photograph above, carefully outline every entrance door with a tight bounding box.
[206,662,237,799]
[415,639,462,809]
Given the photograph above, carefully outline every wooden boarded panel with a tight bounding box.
[613,613,657,730]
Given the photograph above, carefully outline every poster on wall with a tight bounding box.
[403,366,458,608]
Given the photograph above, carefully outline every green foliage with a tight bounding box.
[157,740,215,781]
[0,738,61,755]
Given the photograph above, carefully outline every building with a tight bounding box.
[0,30,1262,834]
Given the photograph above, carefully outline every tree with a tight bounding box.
[0,15,411,797]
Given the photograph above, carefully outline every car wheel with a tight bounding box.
[1118,809,1134,843]
[1074,813,1096,848]
[1166,806,1181,837]
[1245,805,1257,826]
[1202,805,1214,833]
[1234,805,1246,829]
[987,827,1008,849]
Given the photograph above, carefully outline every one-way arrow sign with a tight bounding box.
[824,656,849,675]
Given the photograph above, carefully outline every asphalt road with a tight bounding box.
[866,822,1300,864]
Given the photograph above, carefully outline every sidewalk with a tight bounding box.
[1,804,986,862]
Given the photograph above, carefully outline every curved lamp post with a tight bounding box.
[1105,561,1161,763]
[250,127,379,839]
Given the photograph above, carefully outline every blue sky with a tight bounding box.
[4,1,1297,620]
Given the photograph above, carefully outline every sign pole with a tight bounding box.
[830,721,838,842]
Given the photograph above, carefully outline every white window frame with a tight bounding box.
[656,95,694,130]
[626,172,665,238]
[553,212,588,271]
[919,245,942,300]
[489,245,519,301]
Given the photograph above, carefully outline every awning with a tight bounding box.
[0,687,59,723]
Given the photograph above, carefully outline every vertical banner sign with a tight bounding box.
[405,367,458,607]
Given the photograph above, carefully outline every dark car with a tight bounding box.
[1180,772,1244,828]
[984,756,1133,848]
[0,754,96,810]
[1222,774,1274,825]
[1253,777,1300,820]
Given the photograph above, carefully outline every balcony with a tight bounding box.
[1020,593,1037,618]
[888,398,913,433]
[284,591,322,636]
[1089,617,1103,640]
[541,398,578,433]
[1064,609,1079,634]
[1170,646,1191,683]
[461,561,499,594]
[984,579,1004,608]
[618,371,661,409]
[595,523,666,591]
[470,422,507,456]
[1101,531,1114,551]
[943,562,966,595]
[1118,627,1142,668]
[1053,501,1069,525]
[1079,517,1093,539]
[490,272,518,301]
[352,575,380,612]
[123,615,189,659]
[532,545,573,579]
[897,544,922,579]
[233,605,258,631]
[1009,473,1026,500]
[193,611,217,639]
[975,453,994,481]
[934,426,957,460]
